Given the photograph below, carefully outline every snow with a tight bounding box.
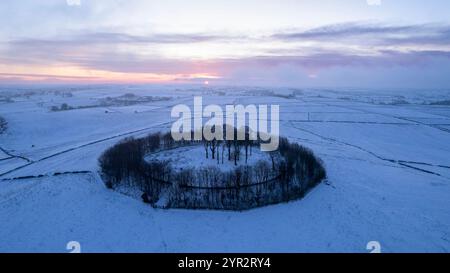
[145,145,271,172]
[0,157,28,174]
[0,85,450,252]
[289,122,450,166]
[0,150,10,160]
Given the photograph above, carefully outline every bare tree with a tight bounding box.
[217,141,220,164]
[269,151,278,171]
[221,143,225,164]
[233,140,242,166]
[204,141,209,159]
[0,116,7,134]
[226,140,232,161]
[244,139,252,164]
[99,130,327,211]
[209,139,217,159]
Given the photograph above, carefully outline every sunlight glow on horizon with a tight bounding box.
[0,64,221,84]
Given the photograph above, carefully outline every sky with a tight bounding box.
[1,0,450,88]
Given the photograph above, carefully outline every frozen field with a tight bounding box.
[0,85,450,252]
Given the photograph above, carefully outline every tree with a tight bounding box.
[209,139,217,159]
[221,143,225,164]
[98,128,327,211]
[269,151,278,171]
[204,141,209,159]
[233,140,242,166]
[226,140,232,161]
[244,139,252,164]
[60,103,71,111]
[0,116,7,134]
[217,141,220,164]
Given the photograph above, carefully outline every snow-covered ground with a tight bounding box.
[145,145,271,172]
[0,85,450,253]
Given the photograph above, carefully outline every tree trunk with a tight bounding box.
[245,145,248,164]
[217,145,219,164]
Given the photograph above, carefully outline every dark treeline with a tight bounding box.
[99,127,326,210]
[0,116,7,134]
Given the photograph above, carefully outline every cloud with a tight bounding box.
[272,22,450,46]
[5,23,450,67]
[64,50,450,76]
[274,23,416,40]
[2,22,450,87]
[8,32,234,48]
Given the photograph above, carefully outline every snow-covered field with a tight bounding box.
[145,145,271,172]
[1,85,450,253]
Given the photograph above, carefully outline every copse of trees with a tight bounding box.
[50,103,74,112]
[0,116,7,134]
[99,127,326,210]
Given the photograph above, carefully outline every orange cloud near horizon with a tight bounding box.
[0,64,221,84]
